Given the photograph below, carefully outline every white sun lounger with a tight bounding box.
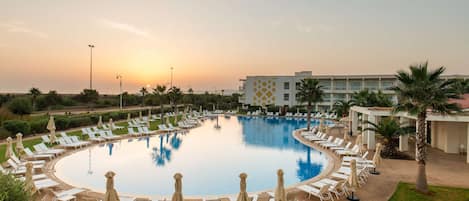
[0,164,25,175]
[87,132,106,142]
[33,143,65,156]
[58,138,82,149]
[297,184,333,201]
[35,178,60,190]
[127,127,141,136]
[24,148,54,160]
[7,159,43,171]
[11,154,45,166]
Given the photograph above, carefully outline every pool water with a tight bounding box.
[54,116,330,197]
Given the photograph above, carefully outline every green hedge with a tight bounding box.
[2,120,31,137]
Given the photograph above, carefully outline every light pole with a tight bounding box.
[170,66,174,88]
[88,44,95,89]
[116,74,123,110]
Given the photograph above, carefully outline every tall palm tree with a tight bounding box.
[153,85,167,121]
[332,100,354,118]
[28,87,41,110]
[140,87,148,107]
[364,118,414,157]
[296,78,323,131]
[168,86,183,117]
[392,62,461,193]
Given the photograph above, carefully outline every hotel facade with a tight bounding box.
[239,71,467,111]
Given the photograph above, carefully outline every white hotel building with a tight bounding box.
[239,71,467,111]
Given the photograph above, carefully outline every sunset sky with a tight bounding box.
[1,0,468,94]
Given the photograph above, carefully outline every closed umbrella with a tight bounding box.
[355,134,363,154]
[139,111,143,120]
[370,143,383,175]
[104,171,120,201]
[278,107,281,115]
[347,159,360,201]
[16,133,24,155]
[98,116,103,128]
[148,109,152,119]
[127,113,131,122]
[343,129,351,142]
[174,113,178,125]
[109,118,114,130]
[166,115,170,125]
[236,173,249,201]
[5,137,13,159]
[275,169,287,201]
[199,105,202,114]
[296,108,299,114]
[212,104,215,111]
[47,116,57,144]
[24,162,37,196]
[319,117,325,132]
[172,173,183,201]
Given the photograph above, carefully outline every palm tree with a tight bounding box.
[332,100,354,118]
[452,79,469,95]
[296,78,323,131]
[364,118,414,157]
[392,62,461,193]
[153,85,167,121]
[168,86,183,116]
[140,87,148,106]
[28,87,41,110]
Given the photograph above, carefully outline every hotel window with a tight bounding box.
[322,94,331,102]
[295,82,300,90]
[284,93,290,101]
[332,94,346,102]
[334,80,346,90]
[318,80,331,90]
[365,80,379,90]
[349,80,362,91]
[381,80,395,90]
[284,82,290,90]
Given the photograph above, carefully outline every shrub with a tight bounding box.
[54,117,70,130]
[0,107,17,125]
[0,127,11,139]
[2,120,30,136]
[29,119,48,134]
[7,98,33,116]
[0,174,31,201]
[68,116,92,128]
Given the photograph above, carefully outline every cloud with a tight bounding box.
[0,21,48,38]
[98,19,152,38]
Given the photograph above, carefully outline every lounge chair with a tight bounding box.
[34,143,65,155]
[137,127,153,135]
[112,123,124,129]
[87,133,106,142]
[7,159,43,171]
[127,127,141,136]
[24,148,55,160]
[311,179,349,200]
[58,138,82,149]
[41,135,51,144]
[0,164,26,175]
[34,178,60,190]
[158,124,172,132]
[11,154,45,166]
[54,188,86,201]
[297,184,333,201]
[98,131,120,140]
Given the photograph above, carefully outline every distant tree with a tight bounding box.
[0,94,13,107]
[296,78,323,131]
[153,85,167,119]
[44,90,63,106]
[392,62,461,193]
[167,86,183,111]
[140,87,148,106]
[7,97,33,116]
[332,100,354,118]
[76,89,99,103]
[28,87,41,110]
[351,89,392,107]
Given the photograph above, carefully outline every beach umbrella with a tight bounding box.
[98,116,103,128]
[15,133,24,156]
[139,111,143,120]
[5,137,13,159]
[171,173,183,201]
[355,134,363,154]
[347,159,360,201]
[104,171,120,201]
[236,173,249,201]
[343,129,351,142]
[296,108,299,114]
[319,117,325,132]
[174,113,178,125]
[127,113,131,121]
[166,115,170,125]
[370,143,383,175]
[47,116,57,144]
[109,118,114,130]
[24,162,37,196]
[275,169,287,201]
[148,109,152,119]
[147,118,151,128]
[278,107,281,114]
[199,105,202,114]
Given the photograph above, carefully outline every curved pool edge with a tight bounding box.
[45,120,341,200]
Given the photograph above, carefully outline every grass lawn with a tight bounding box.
[0,116,180,162]
[389,182,469,201]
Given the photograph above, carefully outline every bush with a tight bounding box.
[2,120,30,136]
[0,174,31,201]
[54,117,70,130]
[0,107,17,125]
[68,116,92,128]
[7,98,33,116]
[29,119,48,134]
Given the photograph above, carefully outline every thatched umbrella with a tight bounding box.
[24,162,37,196]
[347,159,360,201]
[148,109,152,119]
[98,116,103,128]
[236,173,249,201]
[171,173,183,201]
[5,137,13,159]
[174,113,178,125]
[104,171,120,201]
[319,117,325,132]
[47,116,57,144]
[199,105,203,114]
[166,115,170,125]
[370,143,383,175]
[127,113,131,122]
[16,133,24,155]
[139,111,143,120]
[275,169,287,201]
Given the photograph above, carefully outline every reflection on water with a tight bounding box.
[55,116,329,196]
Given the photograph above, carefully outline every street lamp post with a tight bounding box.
[170,66,174,88]
[88,44,95,89]
[116,74,123,110]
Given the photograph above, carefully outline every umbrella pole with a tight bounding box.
[369,167,380,175]
[347,192,360,201]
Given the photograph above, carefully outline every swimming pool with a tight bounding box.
[54,116,331,197]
